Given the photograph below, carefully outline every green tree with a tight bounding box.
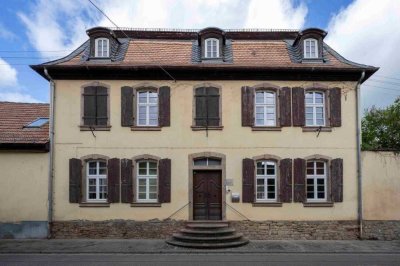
[362,97,400,151]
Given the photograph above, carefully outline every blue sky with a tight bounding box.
[0,0,399,110]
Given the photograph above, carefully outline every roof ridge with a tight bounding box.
[0,101,49,105]
[108,27,299,33]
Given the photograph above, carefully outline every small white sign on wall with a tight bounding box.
[225,179,234,186]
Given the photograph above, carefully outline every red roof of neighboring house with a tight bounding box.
[0,102,49,150]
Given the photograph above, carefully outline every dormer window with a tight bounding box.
[205,38,219,58]
[304,38,318,59]
[95,38,109,58]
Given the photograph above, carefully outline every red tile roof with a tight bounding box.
[0,102,49,145]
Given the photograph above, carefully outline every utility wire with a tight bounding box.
[87,0,176,82]
[375,74,400,82]
[369,79,400,87]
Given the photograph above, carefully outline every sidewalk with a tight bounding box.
[0,239,399,254]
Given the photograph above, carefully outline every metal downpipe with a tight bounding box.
[44,68,55,238]
[356,71,365,239]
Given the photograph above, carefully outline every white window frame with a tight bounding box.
[303,38,318,59]
[86,160,107,202]
[256,160,277,202]
[137,160,158,202]
[306,160,327,202]
[305,91,325,126]
[254,90,277,126]
[205,38,219,58]
[137,90,159,126]
[95,38,109,58]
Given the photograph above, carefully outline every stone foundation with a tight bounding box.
[230,220,359,240]
[51,219,185,239]
[51,220,400,240]
[363,220,400,240]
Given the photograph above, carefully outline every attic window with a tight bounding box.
[205,38,219,58]
[95,38,109,58]
[304,38,318,59]
[25,118,49,128]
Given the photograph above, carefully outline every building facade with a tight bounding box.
[25,26,399,239]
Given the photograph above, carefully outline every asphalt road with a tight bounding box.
[1,253,399,266]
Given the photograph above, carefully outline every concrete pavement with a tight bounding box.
[0,239,399,254]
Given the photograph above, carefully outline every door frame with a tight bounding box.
[188,152,226,221]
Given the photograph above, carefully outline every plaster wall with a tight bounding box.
[53,80,358,221]
[0,152,48,222]
[362,151,400,220]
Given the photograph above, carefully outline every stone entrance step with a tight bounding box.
[166,220,249,249]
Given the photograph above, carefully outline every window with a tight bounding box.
[137,91,158,126]
[194,87,220,127]
[193,157,221,166]
[25,118,49,128]
[205,38,219,58]
[137,161,158,202]
[304,38,318,59]
[306,160,327,201]
[95,38,109,58]
[255,90,276,126]
[87,161,107,202]
[305,91,325,126]
[256,161,277,201]
[82,86,108,126]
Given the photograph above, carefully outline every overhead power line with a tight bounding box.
[87,0,176,82]
[375,74,400,82]
[369,79,400,87]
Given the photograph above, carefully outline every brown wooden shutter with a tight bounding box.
[242,158,255,203]
[159,86,171,127]
[329,87,342,127]
[279,158,292,203]
[279,87,292,127]
[195,87,207,126]
[120,159,133,203]
[121,86,133,127]
[158,158,171,203]
[293,158,306,202]
[69,158,82,203]
[107,158,120,203]
[241,86,254,127]
[83,87,96,126]
[207,87,220,126]
[292,87,305,126]
[331,158,343,202]
[96,86,108,126]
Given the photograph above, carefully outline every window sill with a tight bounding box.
[80,125,111,131]
[302,126,332,132]
[131,203,162,207]
[191,126,223,131]
[303,202,334,207]
[252,202,282,207]
[79,202,110,207]
[131,126,162,131]
[252,126,282,131]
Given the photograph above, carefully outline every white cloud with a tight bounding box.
[0,23,17,40]
[0,92,40,103]
[245,0,308,29]
[18,0,95,57]
[0,58,18,87]
[326,0,400,109]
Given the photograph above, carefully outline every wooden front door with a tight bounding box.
[193,170,222,220]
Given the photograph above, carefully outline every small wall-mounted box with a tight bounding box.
[231,192,240,203]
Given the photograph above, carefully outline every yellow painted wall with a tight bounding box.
[53,80,358,221]
[0,152,48,222]
[362,151,400,220]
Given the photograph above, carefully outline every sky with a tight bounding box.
[0,0,399,111]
